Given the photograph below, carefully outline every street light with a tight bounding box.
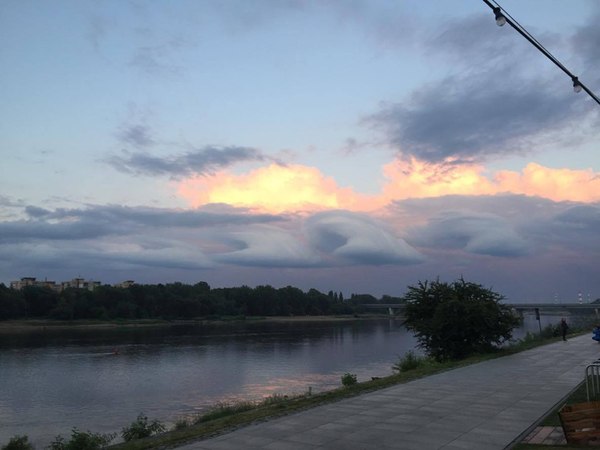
[483,0,600,106]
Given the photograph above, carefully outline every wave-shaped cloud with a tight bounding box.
[306,210,424,265]
[408,211,530,257]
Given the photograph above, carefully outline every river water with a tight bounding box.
[0,315,560,447]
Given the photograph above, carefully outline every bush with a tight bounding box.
[172,418,189,431]
[1,435,33,450]
[341,373,357,387]
[403,278,521,361]
[121,414,165,442]
[48,429,115,450]
[392,350,423,372]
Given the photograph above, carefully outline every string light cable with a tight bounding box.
[482,0,600,105]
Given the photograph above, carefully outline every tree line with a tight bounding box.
[0,282,404,321]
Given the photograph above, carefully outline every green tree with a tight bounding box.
[403,278,520,361]
[0,284,27,320]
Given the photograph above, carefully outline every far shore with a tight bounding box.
[0,314,398,334]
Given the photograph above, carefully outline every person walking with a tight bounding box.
[560,318,569,341]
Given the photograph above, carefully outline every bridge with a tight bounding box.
[362,302,600,316]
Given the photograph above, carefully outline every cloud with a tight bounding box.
[177,163,380,213]
[0,241,214,272]
[493,163,600,202]
[381,159,600,204]
[117,124,155,148]
[365,11,598,164]
[176,158,600,216]
[128,44,183,76]
[540,204,600,252]
[305,210,424,265]
[0,204,281,244]
[572,12,600,79]
[108,146,268,177]
[86,15,111,52]
[214,226,321,268]
[368,73,580,163]
[408,210,530,257]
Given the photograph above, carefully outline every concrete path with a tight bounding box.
[178,335,599,449]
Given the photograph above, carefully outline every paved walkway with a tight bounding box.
[178,335,599,449]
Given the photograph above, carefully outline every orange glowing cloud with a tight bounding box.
[176,159,600,214]
[494,163,600,202]
[177,164,379,214]
[381,159,600,203]
[380,157,496,201]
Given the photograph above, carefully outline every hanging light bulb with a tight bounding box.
[572,77,582,93]
[493,7,506,26]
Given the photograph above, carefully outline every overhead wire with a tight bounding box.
[482,0,600,105]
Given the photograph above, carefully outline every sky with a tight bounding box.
[1,0,599,302]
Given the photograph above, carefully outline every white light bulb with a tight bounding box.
[494,8,506,27]
[574,83,582,93]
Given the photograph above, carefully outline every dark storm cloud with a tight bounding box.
[108,146,268,177]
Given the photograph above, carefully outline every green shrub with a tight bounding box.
[1,435,33,450]
[121,414,165,442]
[392,350,423,372]
[48,429,115,450]
[403,278,521,361]
[341,373,357,387]
[172,418,189,431]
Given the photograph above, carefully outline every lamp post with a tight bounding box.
[482,0,600,106]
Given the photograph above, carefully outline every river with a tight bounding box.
[0,315,562,447]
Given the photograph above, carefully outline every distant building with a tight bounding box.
[114,280,135,289]
[10,277,100,292]
[61,278,100,291]
[10,277,37,290]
